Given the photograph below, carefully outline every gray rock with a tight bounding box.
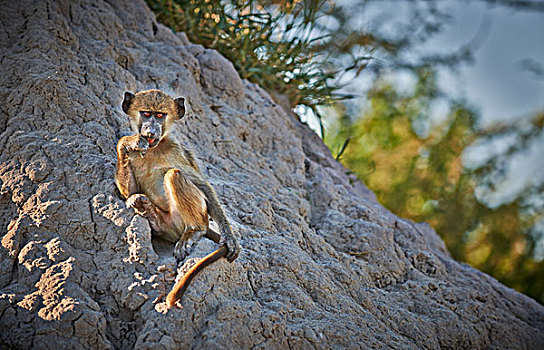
[0,0,542,349]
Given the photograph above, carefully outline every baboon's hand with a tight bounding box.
[221,233,240,262]
[119,134,149,157]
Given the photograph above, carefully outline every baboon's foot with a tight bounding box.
[126,194,151,216]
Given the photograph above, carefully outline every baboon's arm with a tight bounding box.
[116,135,144,199]
[193,180,240,261]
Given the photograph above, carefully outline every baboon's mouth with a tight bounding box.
[147,138,158,147]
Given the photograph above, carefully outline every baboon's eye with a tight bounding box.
[156,113,166,119]
[143,111,151,117]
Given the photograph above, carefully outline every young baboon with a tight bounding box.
[115,89,240,306]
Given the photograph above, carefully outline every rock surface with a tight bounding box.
[0,0,543,349]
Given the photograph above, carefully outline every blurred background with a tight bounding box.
[147,0,544,303]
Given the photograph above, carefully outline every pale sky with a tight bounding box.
[354,0,544,126]
[421,1,544,125]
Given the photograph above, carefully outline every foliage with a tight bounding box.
[326,68,544,304]
[146,0,371,113]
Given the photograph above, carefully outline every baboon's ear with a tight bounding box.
[122,92,135,114]
[174,97,186,119]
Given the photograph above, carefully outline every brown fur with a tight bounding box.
[115,89,240,306]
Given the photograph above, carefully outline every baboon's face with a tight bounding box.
[137,110,167,148]
[122,90,186,148]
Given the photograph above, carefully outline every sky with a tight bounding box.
[417,1,544,126]
[352,0,544,126]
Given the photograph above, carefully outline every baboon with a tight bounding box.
[115,89,240,306]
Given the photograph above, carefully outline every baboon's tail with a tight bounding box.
[166,245,228,307]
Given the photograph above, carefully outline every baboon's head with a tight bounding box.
[122,89,186,148]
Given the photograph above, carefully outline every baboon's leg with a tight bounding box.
[164,169,209,263]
